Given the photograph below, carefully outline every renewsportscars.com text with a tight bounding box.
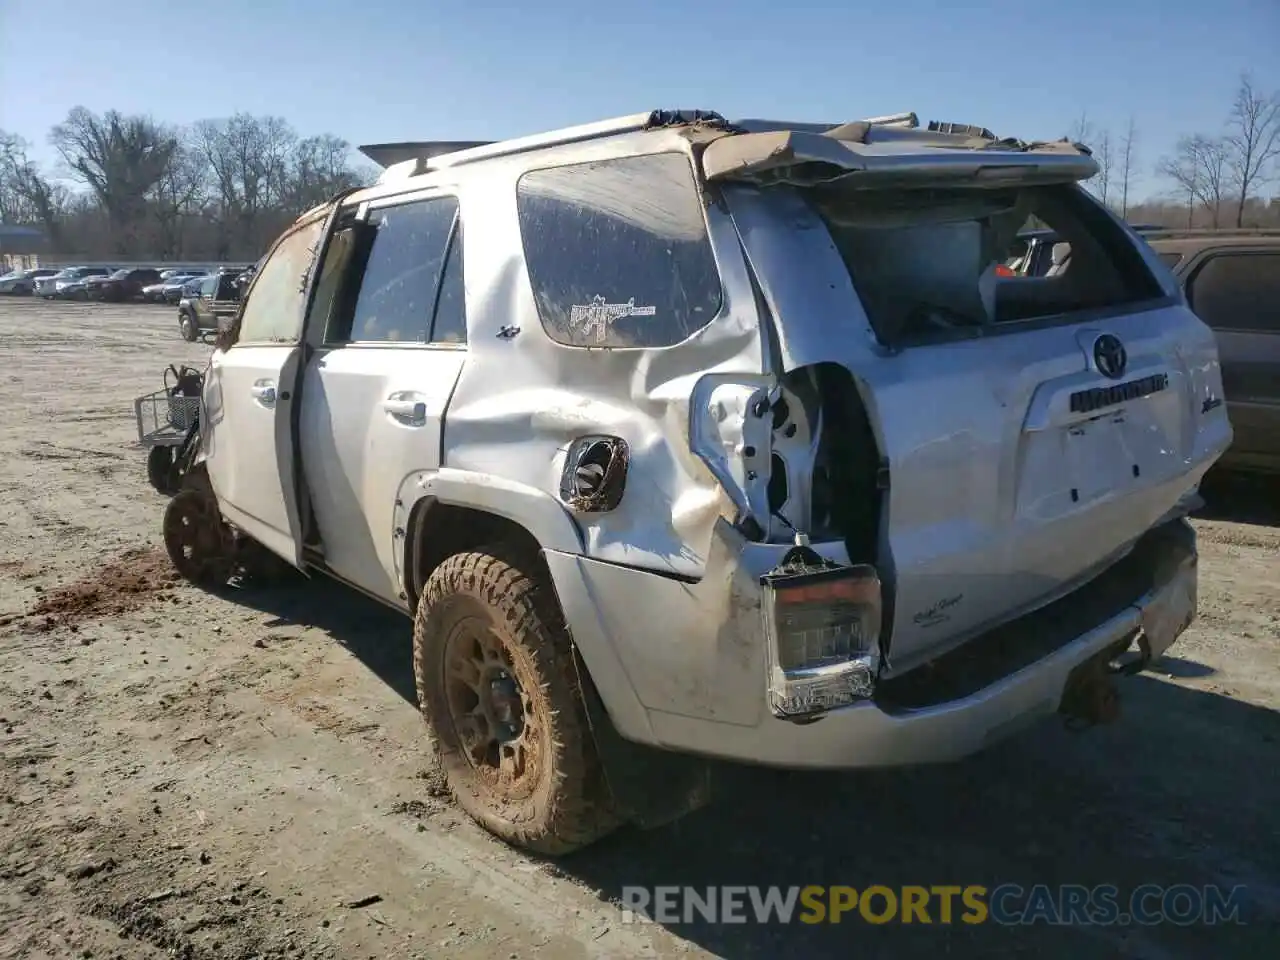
[619,883,1249,926]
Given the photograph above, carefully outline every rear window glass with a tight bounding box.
[809,184,1166,346]
[516,153,723,348]
[1187,252,1280,333]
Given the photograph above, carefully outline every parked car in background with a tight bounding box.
[36,266,112,299]
[176,269,242,340]
[1144,229,1280,476]
[89,267,165,302]
[152,271,209,304]
[0,268,57,295]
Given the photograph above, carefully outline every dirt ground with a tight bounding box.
[0,298,1277,960]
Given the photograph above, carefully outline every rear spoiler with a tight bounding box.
[699,128,1098,188]
[357,141,494,170]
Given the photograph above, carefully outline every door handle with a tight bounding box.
[383,396,427,426]
[251,381,277,407]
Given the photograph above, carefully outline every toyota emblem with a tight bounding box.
[1093,334,1127,379]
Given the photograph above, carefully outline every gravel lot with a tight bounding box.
[1,298,1277,959]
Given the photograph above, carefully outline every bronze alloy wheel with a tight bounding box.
[413,549,620,855]
[443,613,542,799]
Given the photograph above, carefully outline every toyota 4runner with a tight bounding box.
[161,109,1231,856]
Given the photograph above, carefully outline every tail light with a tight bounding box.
[761,540,882,720]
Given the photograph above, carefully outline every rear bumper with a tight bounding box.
[548,517,1198,769]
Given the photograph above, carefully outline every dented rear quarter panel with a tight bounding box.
[435,132,771,582]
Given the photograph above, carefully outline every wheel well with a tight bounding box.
[404,501,546,611]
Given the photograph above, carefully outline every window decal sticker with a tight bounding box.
[569,295,657,344]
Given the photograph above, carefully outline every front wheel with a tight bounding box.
[178,312,197,342]
[413,550,620,856]
[162,488,234,587]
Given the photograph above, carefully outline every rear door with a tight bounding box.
[1182,247,1280,470]
[298,192,469,604]
[202,215,328,566]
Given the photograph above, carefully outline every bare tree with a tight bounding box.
[280,134,373,216]
[1118,116,1139,217]
[148,132,210,258]
[0,131,70,250]
[1094,128,1115,208]
[49,107,178,255]
[1158,136,1227,227]
[1156,144,1200,227]
[195,114,298,254]
[1223,73,1280,227]
[1067,112,1114,206]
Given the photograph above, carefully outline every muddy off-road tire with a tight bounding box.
[163,488,234,587]
[146,445,178,495]
[179,312,198,342]
[413,550,621,855]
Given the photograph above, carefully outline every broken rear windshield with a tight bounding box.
[808,184,1166,346]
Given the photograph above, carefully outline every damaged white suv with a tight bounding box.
[163,109,1231,855]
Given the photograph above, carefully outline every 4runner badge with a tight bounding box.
[570,296,656,343]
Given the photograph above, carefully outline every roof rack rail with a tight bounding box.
[390,109,728,173]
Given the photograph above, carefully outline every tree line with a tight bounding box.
[1069,73,1280,228]
[2,74,1278,263]
[0,108,377,261]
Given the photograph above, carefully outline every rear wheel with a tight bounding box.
[162,488,234,587]
[413,550,620,855]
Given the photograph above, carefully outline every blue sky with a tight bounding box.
[2,0,1278,201]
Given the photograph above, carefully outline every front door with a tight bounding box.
[298,193,469,604]
[202,215,328,566]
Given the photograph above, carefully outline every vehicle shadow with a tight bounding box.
[219,579,1276,958]
[233,575,418,706]
[1194,469,1280,527]
[549,677,1280,959]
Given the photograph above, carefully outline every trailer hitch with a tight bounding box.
[1059,642,1127,730]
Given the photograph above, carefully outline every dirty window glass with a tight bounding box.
[812,185,1164,346]
[516,153,723,348]
[237,218,325,345]
[1157,251,1182,268]
[343,197,458,343]
[199,275,217,297]
[308,226,360,339]
[430,229,467,344]
[1187,252,1280,333]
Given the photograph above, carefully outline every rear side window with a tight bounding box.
[340,196,460,344]
[1157,251,1182,268]
[810,184,1166,346]
[516,153,723,348]
[1186,252,1280,333]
